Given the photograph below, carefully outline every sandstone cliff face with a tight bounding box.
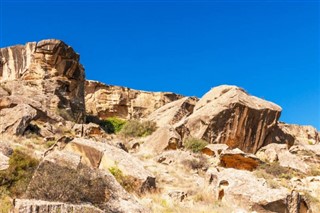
[85,80,183,120]
[0,39,85,127]
[176,85,282,153]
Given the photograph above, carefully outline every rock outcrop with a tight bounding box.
[202,144,229,157]
[85,80,183,120]
[277,123,319,145]
[0,39,86,127]
[176,85,282,153]
[0,104,38,135]
[143,126,182,154]
[147,97,198,127]
[219,148,261,171]
[64,138,156,193]
[207,168,310,213]
[257,143,320,173]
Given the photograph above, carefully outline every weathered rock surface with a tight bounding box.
[72,122,106,138]
[143,126,182,154]
[0,39,85,124]
[256,143,315,173]
[147,97,198,127]
[202,144,229,157]
[219,148,261,171]
[26,150,148,213]
[14,199,104,213]
[176,85,282,153]
[0,104,38,135]
[277,123,320,145]
[85,80,183,120]
[207,168,310,213]
[64,138,156,193]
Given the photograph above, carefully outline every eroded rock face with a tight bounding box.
[0,104,38,135]
[277,123,320,145]
[64,138,156,193]
[0,39,85,124]
[85,80,183,120]
[257,143,320,174]
[176,85,282,153]
[143,126,182,154]
[219,148,262,171]
[202,144,229,157]
[147,97,198,127]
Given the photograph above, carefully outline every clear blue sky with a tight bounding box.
[1,0,319,129]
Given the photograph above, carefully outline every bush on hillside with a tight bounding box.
[120,120,157,137]
[103,117,127,134]
[184,137,208,153]
[108,166,138,193]
[0,149,39,197]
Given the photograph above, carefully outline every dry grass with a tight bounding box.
[141,190,234,213]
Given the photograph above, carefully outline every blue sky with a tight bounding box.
[1,0,319,129]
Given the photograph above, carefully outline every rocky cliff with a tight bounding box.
[85,80,184,120]
[0,39,85,129]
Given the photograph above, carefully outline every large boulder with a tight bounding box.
[176,85,282,153]
[64,138,156,193]
[219,148,262,171]
[25,150,149,213]
[0,39,85,123]
[207,168,310,213]
[85,80,183,120]
[143,126,182,154]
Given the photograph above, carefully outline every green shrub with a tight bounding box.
[103,117,126,134]
[120,120,157,137]
[0,149,39,197]
[108,166,137,193]
[184,137,208,153]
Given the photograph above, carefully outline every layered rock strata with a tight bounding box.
[85,80,183,120]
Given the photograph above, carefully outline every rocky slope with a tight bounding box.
[0,39,319,213]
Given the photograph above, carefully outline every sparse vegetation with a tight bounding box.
[0,149,39,198]
[45,140,56,148]
[103,117,127,134]
[0,195,13,213]
[108,166,138,193]
[309,165,320,176]
[182,155,209,171]
[184,137,208,153]
[120,120,157,137]
[26,162,109,205]
[254,162,303,189]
